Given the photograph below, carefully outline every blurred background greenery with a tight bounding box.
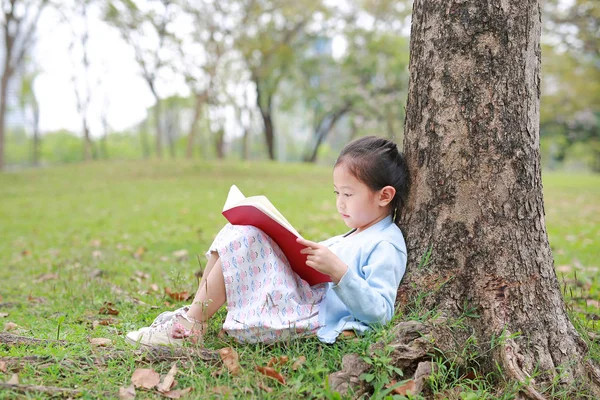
[0,0,598,171]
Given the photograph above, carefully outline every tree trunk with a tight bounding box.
[254,79,275,160]
[32,98,40,166]
[304,104,351,163]
[151,89,163,158]
[215,129,225,159]
[186,93,205,159]
[0,66,9,170]
[399,0,600,396]
[82,118,91,161]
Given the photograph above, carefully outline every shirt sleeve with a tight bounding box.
[332,240,406,325]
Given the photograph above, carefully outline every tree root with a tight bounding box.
[0,382,111,397]
[500,342,547,400]
[0,332,67,346]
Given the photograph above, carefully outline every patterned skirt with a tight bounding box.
[207,224,328,343]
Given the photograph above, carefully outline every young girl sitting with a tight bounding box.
[126,135,409,346]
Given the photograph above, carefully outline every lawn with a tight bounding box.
[0,161,598,399]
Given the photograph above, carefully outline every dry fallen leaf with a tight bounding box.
[133,247,146,259]
[165,288,190,302]
[267,356,289,367]
[258,382,273,393]
[0,360,6,373]
[291,356,307,371]
[173,249,189,262]
[119,384,136,400]
[150,284,160,292]
[0,313,8,318]
[211,386,232,396]
[92,250,103,259]
[21,249,31,256]
[219,347,241,376]
[89,338,112,347]
[256,366,286,385]
[157,363,178,393]
[34,273,59,283]
[4,322,19,331]
[131,368,160,389]
[27,295,47,304]
[99,302,120,316]
[7,373,19,385]
[135,271,150,280]
[160,387,192,399]
[387,379,416,396]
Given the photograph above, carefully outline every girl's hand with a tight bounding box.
[297,237,348,284]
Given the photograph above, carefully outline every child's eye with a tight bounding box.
[344,194,352,198]
[333,191,339,196]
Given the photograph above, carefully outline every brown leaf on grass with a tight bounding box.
[119,385,136,400]
[157,363,178,393]
[21,249,31,256]
[165,288,190,302]
[0,313,8,318]
[292,356,307,371]
[135,271,150,280]
[172,249,189,262]
[211,386,232,396]
[258,382,273,393]
[255,366,286,385]
[4,322,19,331]
[27,295,47,304]
[99,302,120,316]
[89,338,112,347]
[218,347,241,376]
[98,318,118,326]
[133,247,146,259]
[34,273,59,283]
[131,368,160,389]
[160,387,192,399]
[586,299,600,308]
[387,379,416,396]
[267,356,289,367]
[0,360,6,372]
[7,373,19,384]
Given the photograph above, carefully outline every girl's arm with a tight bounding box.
[333,241,406,325]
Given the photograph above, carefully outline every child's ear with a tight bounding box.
[378,186,396,207]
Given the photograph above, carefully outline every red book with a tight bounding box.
[221,185,331,286]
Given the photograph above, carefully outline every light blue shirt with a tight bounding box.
[316,215,407,343]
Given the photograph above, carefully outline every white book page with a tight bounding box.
[222,185,301,237]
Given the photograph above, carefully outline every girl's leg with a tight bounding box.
[186,257,226,322]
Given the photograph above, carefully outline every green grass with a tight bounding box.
[0,161,598,399]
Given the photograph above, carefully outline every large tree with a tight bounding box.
[399,0,599,396]
[0,0,47,170]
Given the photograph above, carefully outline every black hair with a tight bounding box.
[334,136,410,225]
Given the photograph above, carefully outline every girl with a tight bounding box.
[126,136,409,346]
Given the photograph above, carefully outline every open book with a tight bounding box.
[221,185,331,285]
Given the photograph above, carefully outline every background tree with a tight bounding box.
[0,0,47,170]
[62,0,97,161]
[399,0,600,396]
[18,63,39,165]
[223,0,329,160]
[104,0,178,158]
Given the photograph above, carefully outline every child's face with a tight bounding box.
[333,165,390,233]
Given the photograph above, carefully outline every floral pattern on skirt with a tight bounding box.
[207,224,327,343]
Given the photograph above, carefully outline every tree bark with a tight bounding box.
[0,70,9,170]
[399,0,600,396]
[149,85,163,158]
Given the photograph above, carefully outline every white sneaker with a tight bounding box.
[126,312,202,347]
[149,305,191,327]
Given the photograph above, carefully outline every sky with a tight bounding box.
[33,6,166,137]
